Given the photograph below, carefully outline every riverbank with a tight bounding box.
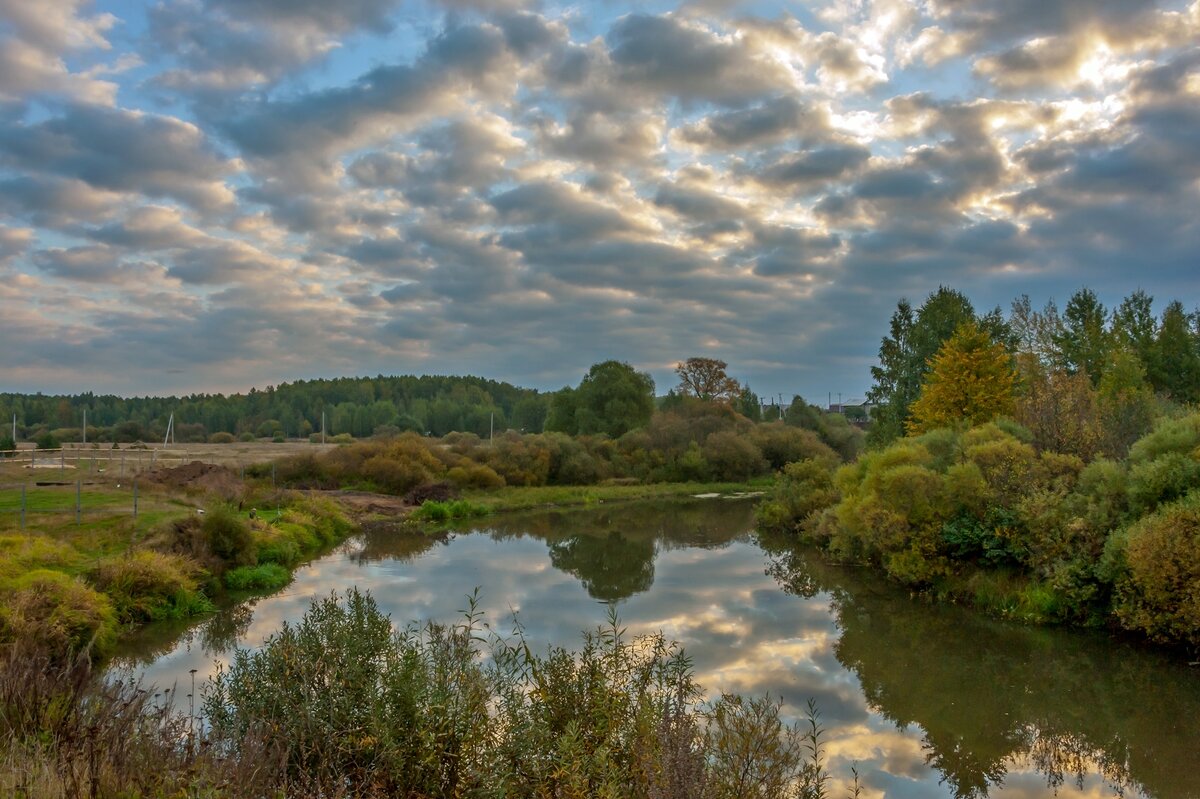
[460,479,769,513]
[756,413,1200,654]
[0,464,355,660]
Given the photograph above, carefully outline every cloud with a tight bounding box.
[0,0,122,103]
[0,105,236,211]
[677,96,834,149]
[0,0,1198,405]
[607,14,797,105]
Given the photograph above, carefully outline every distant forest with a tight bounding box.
[0,375,551,443]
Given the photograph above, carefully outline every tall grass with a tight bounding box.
[1,589,844,798]
[202,588,838,798]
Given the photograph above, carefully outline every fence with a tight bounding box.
[0,480,141,531]
[0,447,208,475]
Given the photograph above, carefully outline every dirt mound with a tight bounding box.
[404,481,458,505]
[144,460,242,498]
[329,490,410,517]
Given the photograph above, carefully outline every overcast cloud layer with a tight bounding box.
[1,0,1198,399]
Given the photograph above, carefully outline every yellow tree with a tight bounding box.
[907,321,1016,434]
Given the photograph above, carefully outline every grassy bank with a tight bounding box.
[0,475,354,661]
[460,479,769,514]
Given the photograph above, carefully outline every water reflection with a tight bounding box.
[111,500,1200,799]
[761,537,1200,799]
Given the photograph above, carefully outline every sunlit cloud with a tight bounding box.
[1,0,1198,397]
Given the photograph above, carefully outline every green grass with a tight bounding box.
[461,479,770,513]
[224,563,292,591]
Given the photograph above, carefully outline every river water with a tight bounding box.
[112,499,1200,799]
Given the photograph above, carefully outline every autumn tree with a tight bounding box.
[907,322,1017,435]
[1014,353,1101,459]
[868,287,1009,444]
[675,357,741,402]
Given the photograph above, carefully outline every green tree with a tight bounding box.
[908,322,1017,434]
[1053,288,1111,384]
[1097,348,1157,457]
[1111,289,1157,368]
[544,388,578,435]
[572,361,656,438]
[1148,300,1200,403]
[868,287,981,444]
[735,386,762,421]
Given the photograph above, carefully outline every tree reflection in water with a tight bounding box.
[761,535,1200,799]
[478,498,751,602]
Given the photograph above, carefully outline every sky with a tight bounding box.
[1,0,1198,402]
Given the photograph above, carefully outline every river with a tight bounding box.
[111,498,1200,799]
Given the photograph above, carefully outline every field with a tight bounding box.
[0,440,335,479]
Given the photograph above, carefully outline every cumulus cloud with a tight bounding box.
[0,0,1198,400]
[0,105,236,212]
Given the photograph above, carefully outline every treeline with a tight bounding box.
[762,285,1200,651]
[275,403,856,492]
[868,286,1200,449]
[0,375,548,445]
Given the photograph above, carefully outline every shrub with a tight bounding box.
[1127,453,1200,514]
[748,424,838,470]
[703,431,767,482]
[88,551,212,624]
[272,435,285,443]
[1112,494,1200,646]
[204,589,830,798]
[224,563,292,592]
[755,460,838,536]
[0,570,116,656]
[209,431,236,444]
[446,463,506,489]
[202,505,257,566]
[238,431,256,442]
[1127,412,1200,465]
[330,433,354,444]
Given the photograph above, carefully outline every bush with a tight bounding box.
[330,433,353,444]
[1127,453,1200,514]
[238,432,256,442]
[209,431,236,444]
[203,589,830,799]
[1112,494,1200,646]
[755,460,838,536]
[703,431,767,482]
[88,551,212,623]
[446,464,506,489]
[224,563,292,592]
[0,570,116,656]
[202,505,257,566]
[748,424,837,470]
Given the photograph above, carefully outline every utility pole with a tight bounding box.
[321,411,326,444]
[490,412,494,444]
[82,408,87,446]
[163,413,174,447]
